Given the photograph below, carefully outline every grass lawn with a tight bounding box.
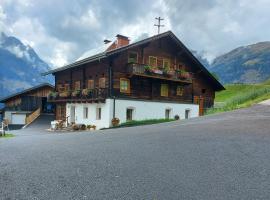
[102,119,176,129]
[0,133,15,138]
[207,80,270,114]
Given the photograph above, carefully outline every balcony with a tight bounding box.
[47,88,108,103]
[127,63,193,83]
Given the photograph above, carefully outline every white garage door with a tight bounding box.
[11,114,26,125]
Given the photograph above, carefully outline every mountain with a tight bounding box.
[191,50,210,69]
[0,32,53,99]
[210,42,270,84]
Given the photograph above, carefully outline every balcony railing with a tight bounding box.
[127,63,193,83]
[48,88,108,102]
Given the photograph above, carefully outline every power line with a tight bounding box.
[154,17,165,34]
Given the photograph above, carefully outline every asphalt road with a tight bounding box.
[1,104,270,200]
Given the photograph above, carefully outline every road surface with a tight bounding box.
[1,104,270,199]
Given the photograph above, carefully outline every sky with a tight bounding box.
[1,0,270,68]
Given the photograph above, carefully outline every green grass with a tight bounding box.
[0,133,15,138]
[102,119,175,129]
[206,81,270,114]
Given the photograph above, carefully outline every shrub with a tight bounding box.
[174,115,180,120]
[72,124,80,131]
[81,124,86,130]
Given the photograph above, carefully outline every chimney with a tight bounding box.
[106,34,129,51]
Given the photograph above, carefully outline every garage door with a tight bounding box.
[11,114,26,125]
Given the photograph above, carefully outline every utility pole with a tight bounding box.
[154,17,164,34]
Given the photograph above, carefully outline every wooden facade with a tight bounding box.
[47,31,224,120]
[0,84,54,112]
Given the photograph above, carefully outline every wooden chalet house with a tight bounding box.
[43,31,224,129]
[0,83,54,126]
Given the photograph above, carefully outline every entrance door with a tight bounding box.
[70,106,76,123]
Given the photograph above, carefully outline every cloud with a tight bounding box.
[1,0,270,67]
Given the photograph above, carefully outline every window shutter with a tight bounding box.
[120,78,130,93]
[161,84,169,97]
[99,78,106,88]
[176,86,184,96]
[87,80,94,89]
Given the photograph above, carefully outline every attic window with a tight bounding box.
[128,52,138,63]
[149,56,157,67]
[163,59,170,69]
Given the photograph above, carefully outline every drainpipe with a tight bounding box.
[113,97,116,118]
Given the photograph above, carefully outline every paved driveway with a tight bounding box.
[1,104,270,199]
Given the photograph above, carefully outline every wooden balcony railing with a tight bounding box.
[127,63,193,83]
[48,88,108,102]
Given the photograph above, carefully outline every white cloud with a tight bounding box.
[1,0,270,67]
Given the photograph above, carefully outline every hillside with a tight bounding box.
[207,80,270,114]
[0,32,53,99]
[210,42,270,84]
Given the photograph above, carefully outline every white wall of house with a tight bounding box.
[66,100,113,130]
[66,99,199,130]
[113,99,199,123]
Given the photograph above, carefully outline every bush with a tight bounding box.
[174,115,180,120]
[118,118,175,128]
[72,124,80,131]
[81,124,86,130]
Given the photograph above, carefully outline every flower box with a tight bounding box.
[59,91,70,98]
[72,90,81,97]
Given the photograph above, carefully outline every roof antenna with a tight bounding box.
[154,17,165,34]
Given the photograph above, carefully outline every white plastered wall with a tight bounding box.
[66,98,199,130]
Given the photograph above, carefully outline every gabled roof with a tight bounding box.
[0,83,54,103]
[42,31,225,91]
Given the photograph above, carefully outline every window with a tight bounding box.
[74,81,80,90]
[57,84,65,92]
[96,107,101,120]
[64,84,70,91]
[178,63,185,70]
[176,86,184,96]
[202,89,206,94]
[87,79,94,89]
[128,52,138,63]
[165,109,171,119]
[149,56,157,67]
[185,109,190,119]
[83,107,88,119]
[161,84,169,97]
[99,78,106,88]
[120,78,130,93]
[126,108,133,121]
[163,59,171,69]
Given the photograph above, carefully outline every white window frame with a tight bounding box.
[165,108,172,119]
[185,109,191,119]
[96,107,102,120]
[83,107,88,119]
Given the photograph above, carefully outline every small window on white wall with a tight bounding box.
[126,108,133,121]
[83,107,88,119]
[96,107,101,120]
[165,109,171,119]
[185,109,190,119]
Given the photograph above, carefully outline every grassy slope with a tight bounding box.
[207,80,270,114]
[0,133,15,138]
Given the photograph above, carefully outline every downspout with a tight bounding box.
[108,59,116,119]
